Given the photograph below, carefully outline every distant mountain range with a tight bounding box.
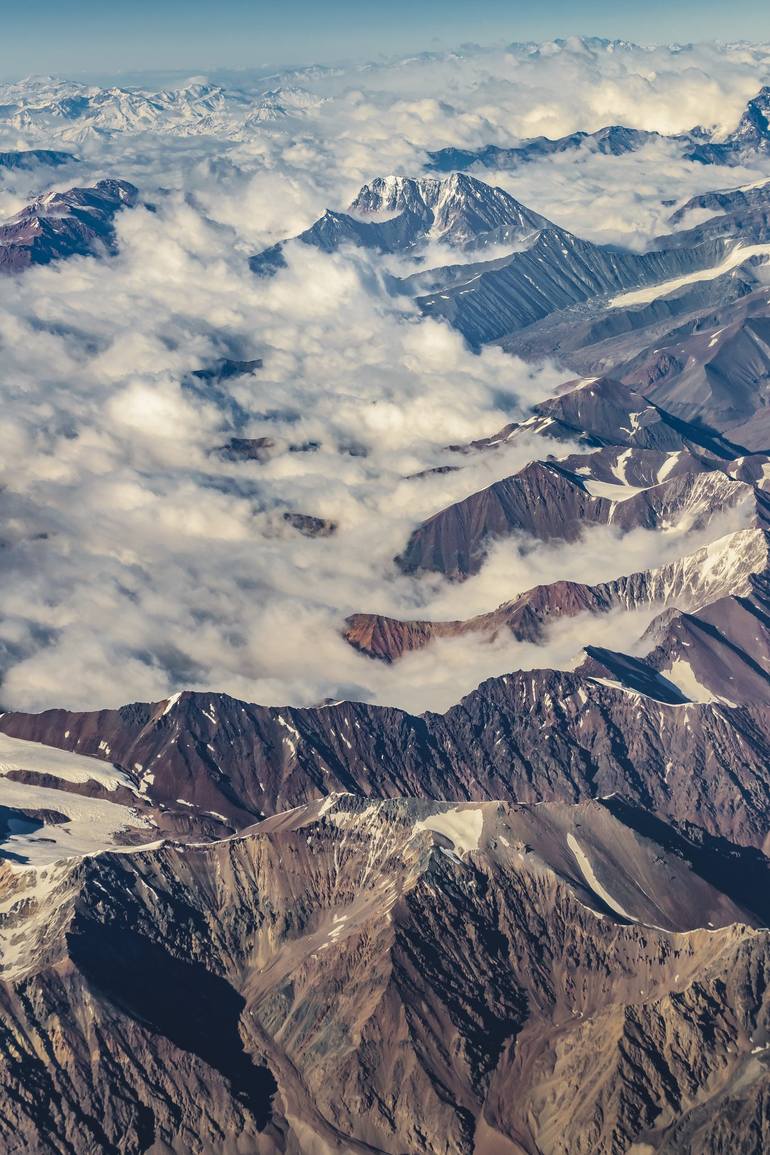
[427,87,770,171]
[0,148,77,170]
[0,68,767,157]
[0,76,326,139]
[426,124,665,171]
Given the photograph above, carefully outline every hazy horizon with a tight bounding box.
[3,0,770,81]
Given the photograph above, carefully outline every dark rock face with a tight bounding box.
[507,281,770,454]
[396,454,756,580]
[523,377,742,456]
[475,377,747,465]
[216,435,276,462]
[497,267,762,378]
[282,511,337,537]
[412,230,730,348]
[625,316,770,452]
[0,179,138,274]
[191,357,263,382]
[628,584,770,707]
[396,459,607,578]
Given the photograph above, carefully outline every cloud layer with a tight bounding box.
[0,39,769,712]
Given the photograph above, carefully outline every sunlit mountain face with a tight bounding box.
[4,36,770,1155]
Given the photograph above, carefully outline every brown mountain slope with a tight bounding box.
[396,460,765,580]
[3,795,770,1154]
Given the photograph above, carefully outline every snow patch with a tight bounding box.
[161,691,182,717]
[0,778,150,866]
[664,658,716,704]
[583,477,648,502]
[610,243,770,308]
[413,806,484,854]
[567,833,637,922]
[0,732,133,792]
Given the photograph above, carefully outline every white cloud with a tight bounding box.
[0,39,767,713]
[0,181,569,711]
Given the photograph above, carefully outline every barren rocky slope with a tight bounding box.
[7,664,770,851]
[3,794,770,1154]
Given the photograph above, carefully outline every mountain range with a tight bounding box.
[0,77,326,141]
[8,59,770,1155]
[251,169,770,355]
[427,86,770,172]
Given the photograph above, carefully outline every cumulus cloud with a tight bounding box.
[0,181,570,712]
[0,38,768,713]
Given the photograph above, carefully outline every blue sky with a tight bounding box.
[3,0,770,79]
